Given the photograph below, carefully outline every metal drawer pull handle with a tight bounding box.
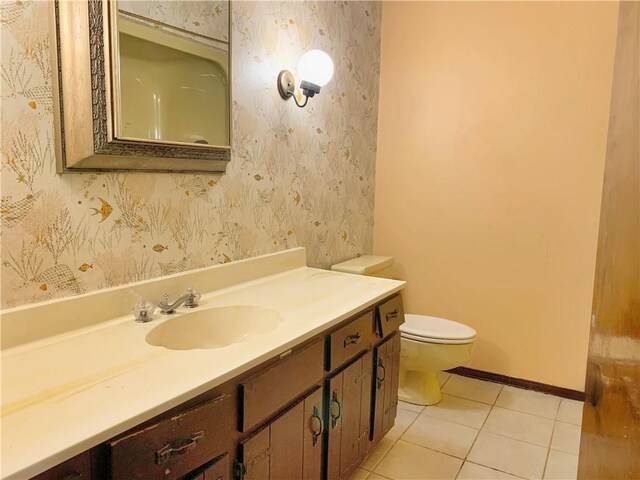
[385,309,399,321]
[62,474,83,480]
[155,431,205,464]
[377,358,386,389]
[343,333,361,348]
[330,391,342,429]
[310,404,324,446]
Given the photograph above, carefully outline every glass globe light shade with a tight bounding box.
[298,50,334,87]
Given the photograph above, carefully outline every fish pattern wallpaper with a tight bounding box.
[0,1,382,309]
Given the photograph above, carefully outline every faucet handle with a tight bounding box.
[133,299,156,323]
[183,288,201,308]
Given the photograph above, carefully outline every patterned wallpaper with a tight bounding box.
[0,1,382,309]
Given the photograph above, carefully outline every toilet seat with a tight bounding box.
[400,314,476,345]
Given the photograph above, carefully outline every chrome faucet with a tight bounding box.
[158,288,201,314]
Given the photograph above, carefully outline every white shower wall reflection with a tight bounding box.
[116,13,230,147]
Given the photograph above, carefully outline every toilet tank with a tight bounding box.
[331,255,394,279]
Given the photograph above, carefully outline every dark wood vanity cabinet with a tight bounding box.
[30,294,405,480]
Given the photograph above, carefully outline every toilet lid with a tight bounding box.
[400,314,476,343]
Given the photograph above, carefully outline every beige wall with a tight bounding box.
[374,1,618,390]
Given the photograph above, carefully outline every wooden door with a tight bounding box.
[239,388,324,480]
[326,352,373,480]
[302,389,324,480]
[578,2,640,479]
[372,334,401,444]
[270,401,304,480]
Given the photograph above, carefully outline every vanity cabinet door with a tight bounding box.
[238,387,324,480]
[326,352,373,480]
[371,333,401,444]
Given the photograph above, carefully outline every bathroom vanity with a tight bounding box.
[1,249,405,480]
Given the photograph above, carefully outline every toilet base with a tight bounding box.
[398,337,474,406]
[398,367,442,405]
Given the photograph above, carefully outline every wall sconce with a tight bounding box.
[277,50,334,108]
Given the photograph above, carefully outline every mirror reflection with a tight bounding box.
[115,1,230,147]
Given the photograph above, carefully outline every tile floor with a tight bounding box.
[352,373,583,480]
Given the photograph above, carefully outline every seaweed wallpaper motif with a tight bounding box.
[0,1,382,309]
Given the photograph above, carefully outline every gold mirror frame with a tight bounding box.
[50,0,232,174]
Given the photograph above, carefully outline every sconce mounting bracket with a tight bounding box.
[277,70,296,99]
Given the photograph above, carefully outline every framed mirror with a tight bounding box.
[51,0,231,173]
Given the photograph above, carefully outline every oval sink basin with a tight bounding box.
[146,305,283,350]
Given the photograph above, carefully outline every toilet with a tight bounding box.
[331,255,476,406]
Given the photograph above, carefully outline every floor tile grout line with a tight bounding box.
[453,458,466,479]
[399,433,478,461]
[464,382,501,456]
[480,427,556,450]
[542,414,561,480]
[419,407,490,430]
[461,397,497,476]
[388,409,478,477]
[437,390,500,406]
[462,395,551,480]
[460,460,531,480]
[480,388,565,451]
[440,373,452,389]
[490,403,562,421]
[360,435,400,473]
[366,408,422,475]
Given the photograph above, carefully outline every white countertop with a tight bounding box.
[1,249,405,479]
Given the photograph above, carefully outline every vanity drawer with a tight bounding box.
[108,392,235,480]
[31,451,91,480]
[240,340,324,432]
[376,294,405,338]
[327,311,375,371]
